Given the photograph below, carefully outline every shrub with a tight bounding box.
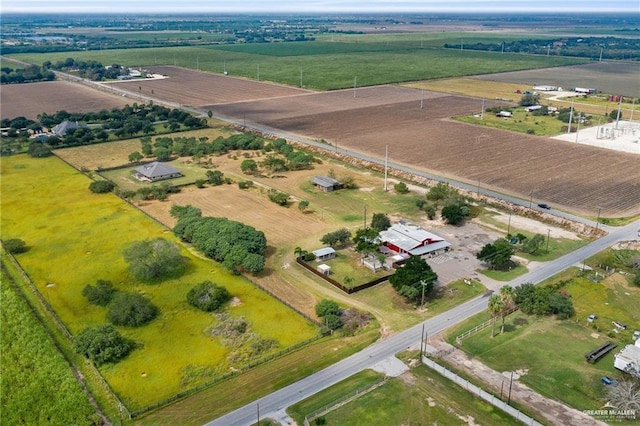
[238,180,254,189]
[27,141,52,157]
[267,189,289,206]
[74,325,135,365]
[82,279,116,306]
[123,237,186,281]
[107,292,158,327]
[3,238,27,254]
[323,314,343,331]
[394,182,409,194]
[315,299,341,318]
[89,180,115,193]
[187,281,231,312]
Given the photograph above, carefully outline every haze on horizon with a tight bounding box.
[2,0,639,14]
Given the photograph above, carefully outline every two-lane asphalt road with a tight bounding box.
[208,220,639,426]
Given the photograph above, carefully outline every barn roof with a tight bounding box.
[134,161,180,178]
[311,176,341,188]
[379,224,445,252]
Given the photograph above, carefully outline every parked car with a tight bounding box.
[537,203,551,210]
[588,314,597,322]
[601,376,618,386]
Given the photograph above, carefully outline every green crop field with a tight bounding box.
[9,38,588,91]
[0,154,318,411]
[1,266,99,425]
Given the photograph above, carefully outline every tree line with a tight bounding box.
[1,64,55,84]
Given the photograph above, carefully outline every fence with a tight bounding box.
[422,356,543,426]
[296,257,392,294]
[303,377,388,426]
[455,307,519,346]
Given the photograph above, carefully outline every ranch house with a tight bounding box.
[311,176,342,192]
[52,120,85,137]
[133,162,182,182]
[378,224,451,259]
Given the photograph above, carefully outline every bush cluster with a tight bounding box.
[74,325,135,366]
[107,292,159,327]
[187,281,231,312]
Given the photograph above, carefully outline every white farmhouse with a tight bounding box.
[614,338,640,377]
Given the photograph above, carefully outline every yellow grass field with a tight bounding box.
[0,154,317,411]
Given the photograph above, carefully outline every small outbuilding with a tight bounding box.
[311,176,342,192]
[614,338,640,375]
[317,264,331,276]
[133,162,182,182]
[312,247,336,262]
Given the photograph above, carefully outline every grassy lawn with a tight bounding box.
[9,41,587,91]
[99,158,210,191]
[291,364,517,425]
[305,250,390,288]
[0,262,99,426]
[445,270,640,412]
[0,154,318,412]
[456,108,568,137]
[479,264,528,281]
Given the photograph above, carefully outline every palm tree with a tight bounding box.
[498,286,516,334]
[488,294,504,338]
[294,247,302,259]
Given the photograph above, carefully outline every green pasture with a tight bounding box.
[9,40,587,91]
[479,210,588,262]
[446,271,640,411]
[290,364,517,425]
[0,268,99,426]
[0,154,318,411]
[99,159,210,191]
[456,108,569,137]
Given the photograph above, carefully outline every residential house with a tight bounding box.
[133,162,182,182]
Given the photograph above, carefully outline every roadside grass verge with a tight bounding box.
[479,264,528,281]
[135,328,380,425]
[297,362,518,425]
[287,369,384,424]
[1,154,318,411]
[1,258,99,425]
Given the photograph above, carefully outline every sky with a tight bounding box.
[2,0,639,14]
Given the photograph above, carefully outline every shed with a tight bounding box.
[312,247,336,262]
[317,264,331,276]
[133,162,182,182]
[311,176,342,192]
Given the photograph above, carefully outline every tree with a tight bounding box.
[477,238,514,270]
[89,180,115,194]
[389,256,438,304]
[394,182,409,194]
[3,238,27,254]
[82,280,116,306]
[187,281,231,312]
[488,294,504,337]
[441,203,467,225]
[498,286,516,333]
[519,93,540,107]
[426,182,453,201]
[315,299,341,318]
[240,159,258,174]
[27,141,52,158]
[123,237,186,282]
[352,227,380,258]
[107,292,158,327]
[206,170,224,186]
[74,325,135,366]
[609,109,622,121]
[370,213,391,232]
[323,314,343,331]
[606,378,640,409]
[128,151,143,163]
[523,234,545,254]
[298,200,309,212]
[321,228,352,248]
[267,189,289,206]
[549,292,574,319]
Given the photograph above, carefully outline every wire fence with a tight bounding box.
[455,307,518,346]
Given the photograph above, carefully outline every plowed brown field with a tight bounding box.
[108,66,310,107]
[0,80,130,120]
[209,86,640,217]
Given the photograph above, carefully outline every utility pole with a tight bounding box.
[529,191,534,209]
[257,64,260,81]
[595,206,602,232]
[363,205,367,229]
[567,101,574,134]
[420,280,428,310]
[353,76,357,98]
[420,89,424,109]
[507,371,514,404]
[546,229,551,253]
[507,211,512,236]
[384,145,389,191]
[300,69,303,88]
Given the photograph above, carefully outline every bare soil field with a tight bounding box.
[473,62,640,97]
[0,80,131,120]
[106,66,311,107]
[209,86,640,217]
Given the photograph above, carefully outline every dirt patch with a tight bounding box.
[483,208,581,240]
